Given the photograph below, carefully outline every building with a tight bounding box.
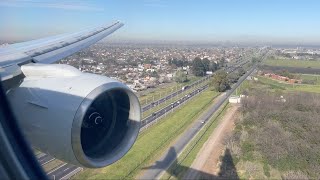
[229,95,241,103]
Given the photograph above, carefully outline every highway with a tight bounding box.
[141,84,208,129]
[140,65,258,179]
[142,75,211,112]
[38,154,55,166]
[47,163,82,180]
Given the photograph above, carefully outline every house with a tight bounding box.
[167,73,173,78]
[144,64,152,69]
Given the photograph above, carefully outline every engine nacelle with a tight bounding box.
[6,63,141,168]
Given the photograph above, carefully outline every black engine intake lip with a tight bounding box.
[71,82,141,168]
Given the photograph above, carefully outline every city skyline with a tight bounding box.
[1,0,320,45]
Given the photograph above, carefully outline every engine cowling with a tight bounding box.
[6,63,141,168]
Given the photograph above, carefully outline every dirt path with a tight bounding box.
[183,105,239,179]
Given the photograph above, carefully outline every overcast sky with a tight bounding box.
[1,0,320,45]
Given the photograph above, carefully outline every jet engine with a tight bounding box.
[6,63,141,168]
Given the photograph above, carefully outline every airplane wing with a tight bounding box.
[0,21,123,81]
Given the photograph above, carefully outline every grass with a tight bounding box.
[139,83,179,106]
[258,76,320,93]
[73,90,219,180]
[181,75,202,86]
[33,149,41,156]
[298,74,320,85]
[263,59,320,69]
[161,102,230,180]
[233,80,253,95]
[139,75,203,106]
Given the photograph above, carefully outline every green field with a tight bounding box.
[161,103,229,180]
[263,59,320,69]
[73,90,219,179]
[257,76,320,93]
[298,74,320,85]
[233,80,253,95]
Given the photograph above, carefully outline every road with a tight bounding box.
[47,163,82,180]
[183,105,239,179]
[141,84,208,129]
[139,65,257,179]
[38,154,55,166]
[141,75,211,112]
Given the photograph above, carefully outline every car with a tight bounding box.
[182,85,190,90]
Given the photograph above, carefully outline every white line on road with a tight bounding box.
[60,167,83,180]
[63,167,70,172]
[41,158,55,166]
[47,163,67,175]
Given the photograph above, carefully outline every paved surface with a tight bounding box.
[38,154,55,166]
[139,65,257,179]
[142,75,210,112]
[183,105,239,179]
[141,84,208,129]
[47,163,82,180]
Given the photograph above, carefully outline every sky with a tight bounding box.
[1,0,320,45]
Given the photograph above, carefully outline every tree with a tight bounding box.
[202,58,210,71]
[227,73,239,84]
[151,71,159,78]
[174,70,187,83]
[251,57,260,63]
[211,70,230,92]
[210,61,218,72]
[218,57,226,68]
[237,67,246,76]
[192,57,206,76]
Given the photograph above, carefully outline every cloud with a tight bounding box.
[143,0,167,7]
[0,0,104,11]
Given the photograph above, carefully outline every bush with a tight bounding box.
[302,79,316,85]
[231,90,320,178]
[211,70,230,92]
[174,70,187,83]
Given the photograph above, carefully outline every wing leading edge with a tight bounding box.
[0,21,123,81]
